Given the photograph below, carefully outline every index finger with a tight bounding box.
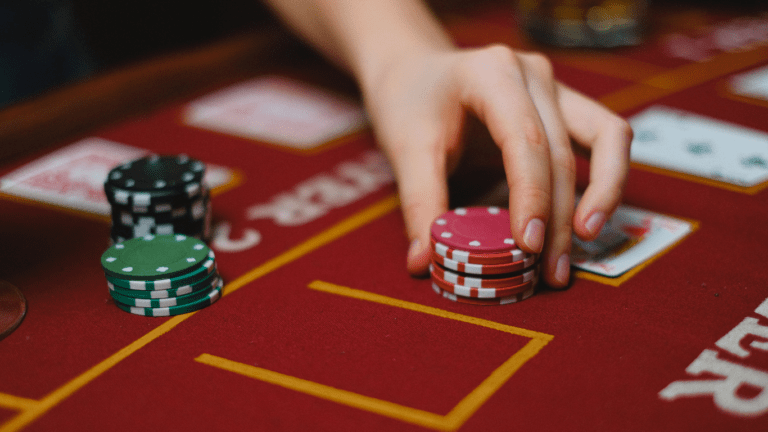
[557,84,633,240]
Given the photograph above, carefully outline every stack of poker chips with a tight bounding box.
[104,154,211,244]
[101,234,222,316]
[429,207,540,305]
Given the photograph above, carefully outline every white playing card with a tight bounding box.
[730,65,768,101]
[184,76,367,150]
[571,203,693,278]
[0,137,235,215]
[472,181,694,279]
[629,106,768,187]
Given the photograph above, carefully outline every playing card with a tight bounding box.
[0,137,235,215]
[184,76,367,150]
[730,64,768,101]
[629,106,768,187]
[571,203,694,278]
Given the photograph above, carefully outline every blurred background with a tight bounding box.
[0,0,765,109]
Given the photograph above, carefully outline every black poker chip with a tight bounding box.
[104,155,211,244]
[105,154,205,193]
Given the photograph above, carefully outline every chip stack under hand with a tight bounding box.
[104,154,211,244]
[101,234,222,316]
[430,207,540,305]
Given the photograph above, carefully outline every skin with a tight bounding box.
[263,0,633,288]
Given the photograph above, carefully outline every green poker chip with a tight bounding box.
[106,254,215,291]
[101,234,211,280]
[113,278,223,317]
[108,268,218,299]
[109,276,221,308]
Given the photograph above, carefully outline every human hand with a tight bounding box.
[361,44,633,288]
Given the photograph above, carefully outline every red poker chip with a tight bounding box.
[431,283,536,305]
[430,260,537,288]
[430,264,537,298]
[430,238,531,265]
[430,207,517,254]
[432,251,538,275]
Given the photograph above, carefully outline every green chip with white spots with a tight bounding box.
[109,276,221,308]
[113,278,223,316]
[101,234,211,280]
[105,253,215,291]
[108,267,218,299]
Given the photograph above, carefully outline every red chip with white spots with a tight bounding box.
[430,239,531,265]
[430,207,517,254]
[431,252,538,275]
[430,260,537,288]
[430,264,537,298]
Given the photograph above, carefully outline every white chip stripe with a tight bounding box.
[186,183,201,197]
[191,200,205,219]
[114,190,129,205]
[452,249,470,262]
[133,193,151,206]
[149,285,220,316]
[153,279,171,290]
[129,280,147,289]
[156,224,173,234]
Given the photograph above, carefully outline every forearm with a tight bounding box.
[262,0,454,91]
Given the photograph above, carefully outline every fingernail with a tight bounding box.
[555,254,570,285]
[585,212,606,236]
[407,239,422,262]
[523,219,545,253]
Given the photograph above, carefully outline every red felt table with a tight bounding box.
[1,4,768,432]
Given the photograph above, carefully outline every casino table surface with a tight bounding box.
[1,3,768,432]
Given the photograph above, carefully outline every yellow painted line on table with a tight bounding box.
[0,194,400,432]
[554,54,668,83]
[196,353,448,430]
[308,280,551,341]
[0,394,38,412]
[600,46,768,113]
[198,281,552,431]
